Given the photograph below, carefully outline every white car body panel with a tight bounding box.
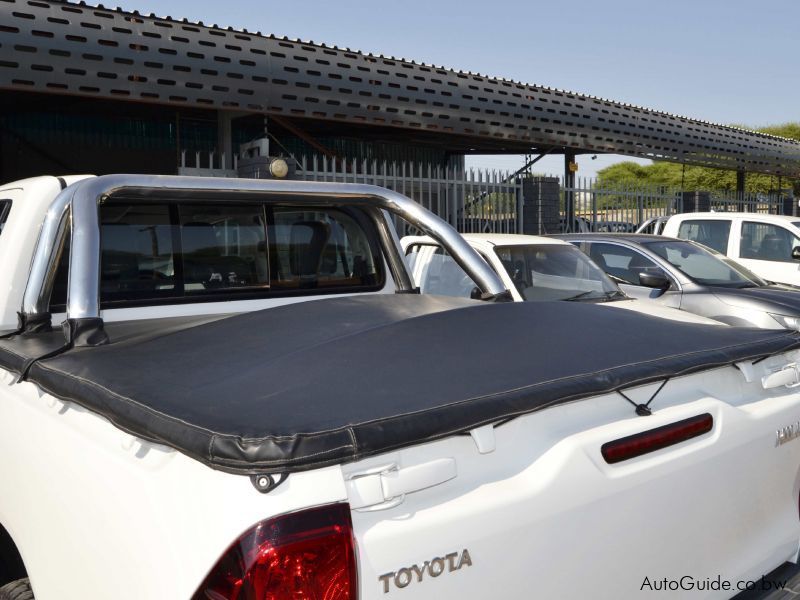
[0,369,347,600]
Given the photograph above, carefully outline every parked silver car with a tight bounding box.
[556,233,800,329]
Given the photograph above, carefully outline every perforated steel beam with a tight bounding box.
[1,0,799,176]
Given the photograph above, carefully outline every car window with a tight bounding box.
[494,244,618,301]
[586,242,661,286]
[739,221,800,262]
[270,207,380,291]
[100,204,180,302]
[0,200,10,236]
[645,239,761,287]
[405,243,475,298]
[50,202,384,310]
[677,219,731,254]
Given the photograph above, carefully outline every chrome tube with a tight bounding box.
[22,186,73,316]
[22,174,508,320]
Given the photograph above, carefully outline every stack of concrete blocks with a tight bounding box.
[522,176,561,235]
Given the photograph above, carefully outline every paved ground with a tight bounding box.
[734,563,800,599]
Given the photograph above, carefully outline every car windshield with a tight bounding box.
[493,244,621,301]
[643,240,766,288]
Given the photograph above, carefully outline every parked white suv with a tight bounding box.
[663,212,800,286]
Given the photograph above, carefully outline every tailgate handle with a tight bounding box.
[347,458,457,510]
[762,363,800,389]
[382,458,457,497]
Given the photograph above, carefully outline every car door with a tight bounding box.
[585,241,682,308]
[735,219,800,286]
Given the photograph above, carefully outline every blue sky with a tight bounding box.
[113,0,798,177]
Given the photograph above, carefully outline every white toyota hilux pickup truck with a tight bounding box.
[2,175,800,600]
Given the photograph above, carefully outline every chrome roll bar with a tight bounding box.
[22,174,508,321]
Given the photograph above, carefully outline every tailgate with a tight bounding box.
[344,362,800,599]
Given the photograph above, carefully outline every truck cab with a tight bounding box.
[0,175,505,330]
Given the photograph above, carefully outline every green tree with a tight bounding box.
[596,123,800,196]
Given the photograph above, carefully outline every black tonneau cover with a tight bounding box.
[1,295,798,474]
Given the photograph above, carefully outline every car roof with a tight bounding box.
[461,233,568,246]
[669,212,799,224]
[402,233,570,247]
[551,233,680,244]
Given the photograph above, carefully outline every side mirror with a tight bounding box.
[791,247,800,261]
[470,286,484,300]
[638,271,671,291]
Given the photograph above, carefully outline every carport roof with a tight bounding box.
[1,0,798,175]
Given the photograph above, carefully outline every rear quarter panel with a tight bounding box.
[0,368,347,600]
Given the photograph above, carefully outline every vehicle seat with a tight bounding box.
[182,222,223,284]
[757,234,787,261]
[588,248,609,272]
[318,221,350,277]
[740,233,755,258]
[101,223,145,293]
[289,221,331,278]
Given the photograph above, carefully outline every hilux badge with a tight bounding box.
[379,549,472,593]
[776,420,800,446]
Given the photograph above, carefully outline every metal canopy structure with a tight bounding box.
[1,0,799,176]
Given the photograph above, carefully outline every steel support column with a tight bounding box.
[564,150,577,232]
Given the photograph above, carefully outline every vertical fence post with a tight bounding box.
[637,192,644,227]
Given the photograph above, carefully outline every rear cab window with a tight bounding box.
[50,201,385,311]
[676,219,732,254]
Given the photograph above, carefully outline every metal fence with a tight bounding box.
[178,151,794,235]
[179,151,524,234]
[556,175,793,232]
[708,190,787,214]
[559,176,681,232]
[296,156,523,235]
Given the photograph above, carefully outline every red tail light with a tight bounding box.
[601,413,714,464]
[192,503,357,600]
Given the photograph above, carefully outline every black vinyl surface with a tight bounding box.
[1,295,798,474]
